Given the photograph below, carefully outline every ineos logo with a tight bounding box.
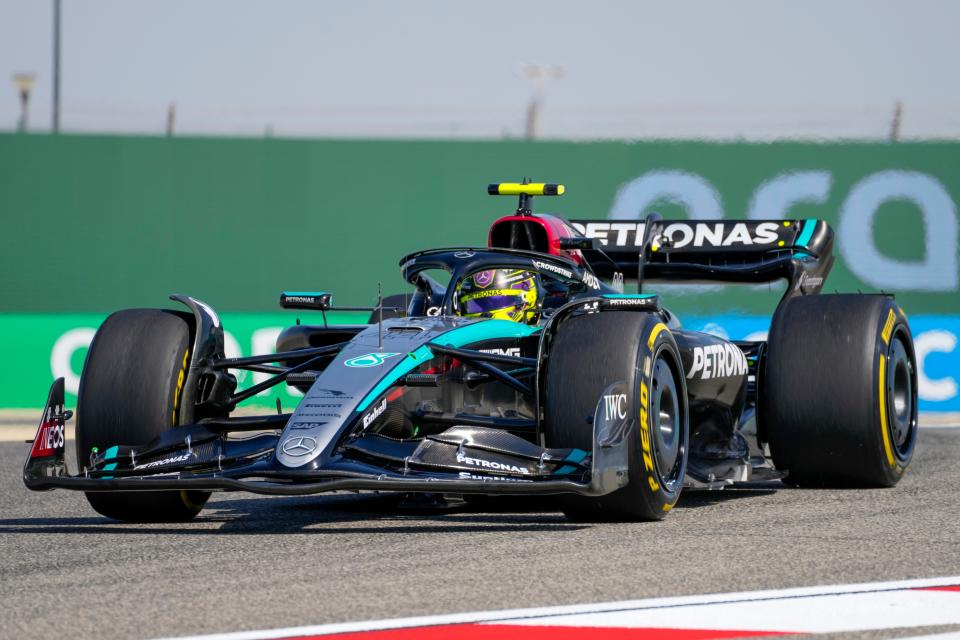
[281,436,318,457]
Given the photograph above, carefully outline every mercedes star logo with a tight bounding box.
[281,436,318,457]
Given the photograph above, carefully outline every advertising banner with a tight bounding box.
[1,135,956,410]
[0,312,955,413]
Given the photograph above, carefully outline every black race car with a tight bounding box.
[24,182,919,522]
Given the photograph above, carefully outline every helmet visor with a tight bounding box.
[460,290,526,315]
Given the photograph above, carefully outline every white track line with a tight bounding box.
[154,575,960,640]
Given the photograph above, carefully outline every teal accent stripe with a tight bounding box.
[355,320,541,412]
[602,294,656,299]
[553,448,589,475]
[795,219,817,249]
[357,345,433,411]
[101,445,119,479]
[430,320,540,348]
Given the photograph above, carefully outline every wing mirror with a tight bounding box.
[559,237,599,250]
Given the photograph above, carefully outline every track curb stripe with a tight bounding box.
[154,576,960,640]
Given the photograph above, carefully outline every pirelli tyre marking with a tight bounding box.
[878,305,912,475]
[881,308,896,346]
[638,379,659,492]
[172,348,189,425]
[647,322,668,350]
[878,353,896,470]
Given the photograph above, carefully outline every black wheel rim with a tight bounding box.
[649,352,685,491]
[886,333,917,460]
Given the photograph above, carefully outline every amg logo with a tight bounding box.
[570,222,781,249]
[133,453,191,471]
[480,347,521,357]
[687,344,748,380]
[362,399,387,429]
[531,259,573,279]
[603,393,628,421]
[458,472,534,483]
[456,452,529,474]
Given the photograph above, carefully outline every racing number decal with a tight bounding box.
[172,348,189,425]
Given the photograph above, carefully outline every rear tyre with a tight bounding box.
[544,312,688,521]
[764,294,918,487]
[77,309,210,522]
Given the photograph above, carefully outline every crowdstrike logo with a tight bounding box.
[531,260,573,279]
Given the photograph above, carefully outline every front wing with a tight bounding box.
[24,379,631,498]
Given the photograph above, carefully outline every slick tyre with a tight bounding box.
[764,294,918,487]
[77,309,210,522]
[544,311,688,521]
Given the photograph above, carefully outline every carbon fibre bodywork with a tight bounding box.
[24,214,834,501]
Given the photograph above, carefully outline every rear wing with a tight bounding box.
[568,218,834,298]
[483,183,833,299]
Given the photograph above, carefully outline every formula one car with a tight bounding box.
[24,182,919,522]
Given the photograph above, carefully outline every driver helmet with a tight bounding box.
[454,269,541,324]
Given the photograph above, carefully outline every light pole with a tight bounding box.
[12,73,36,133]
[517,63,563,140]
[52,0,61,132]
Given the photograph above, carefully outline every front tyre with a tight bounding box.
[764,294,918,487]
[544,311,688,521]
[77,309,210,522]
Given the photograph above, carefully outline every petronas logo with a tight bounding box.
[344,352,400,368]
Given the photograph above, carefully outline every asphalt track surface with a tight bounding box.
[1,429,959,640]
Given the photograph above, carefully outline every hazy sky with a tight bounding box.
[2,0,958,137]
